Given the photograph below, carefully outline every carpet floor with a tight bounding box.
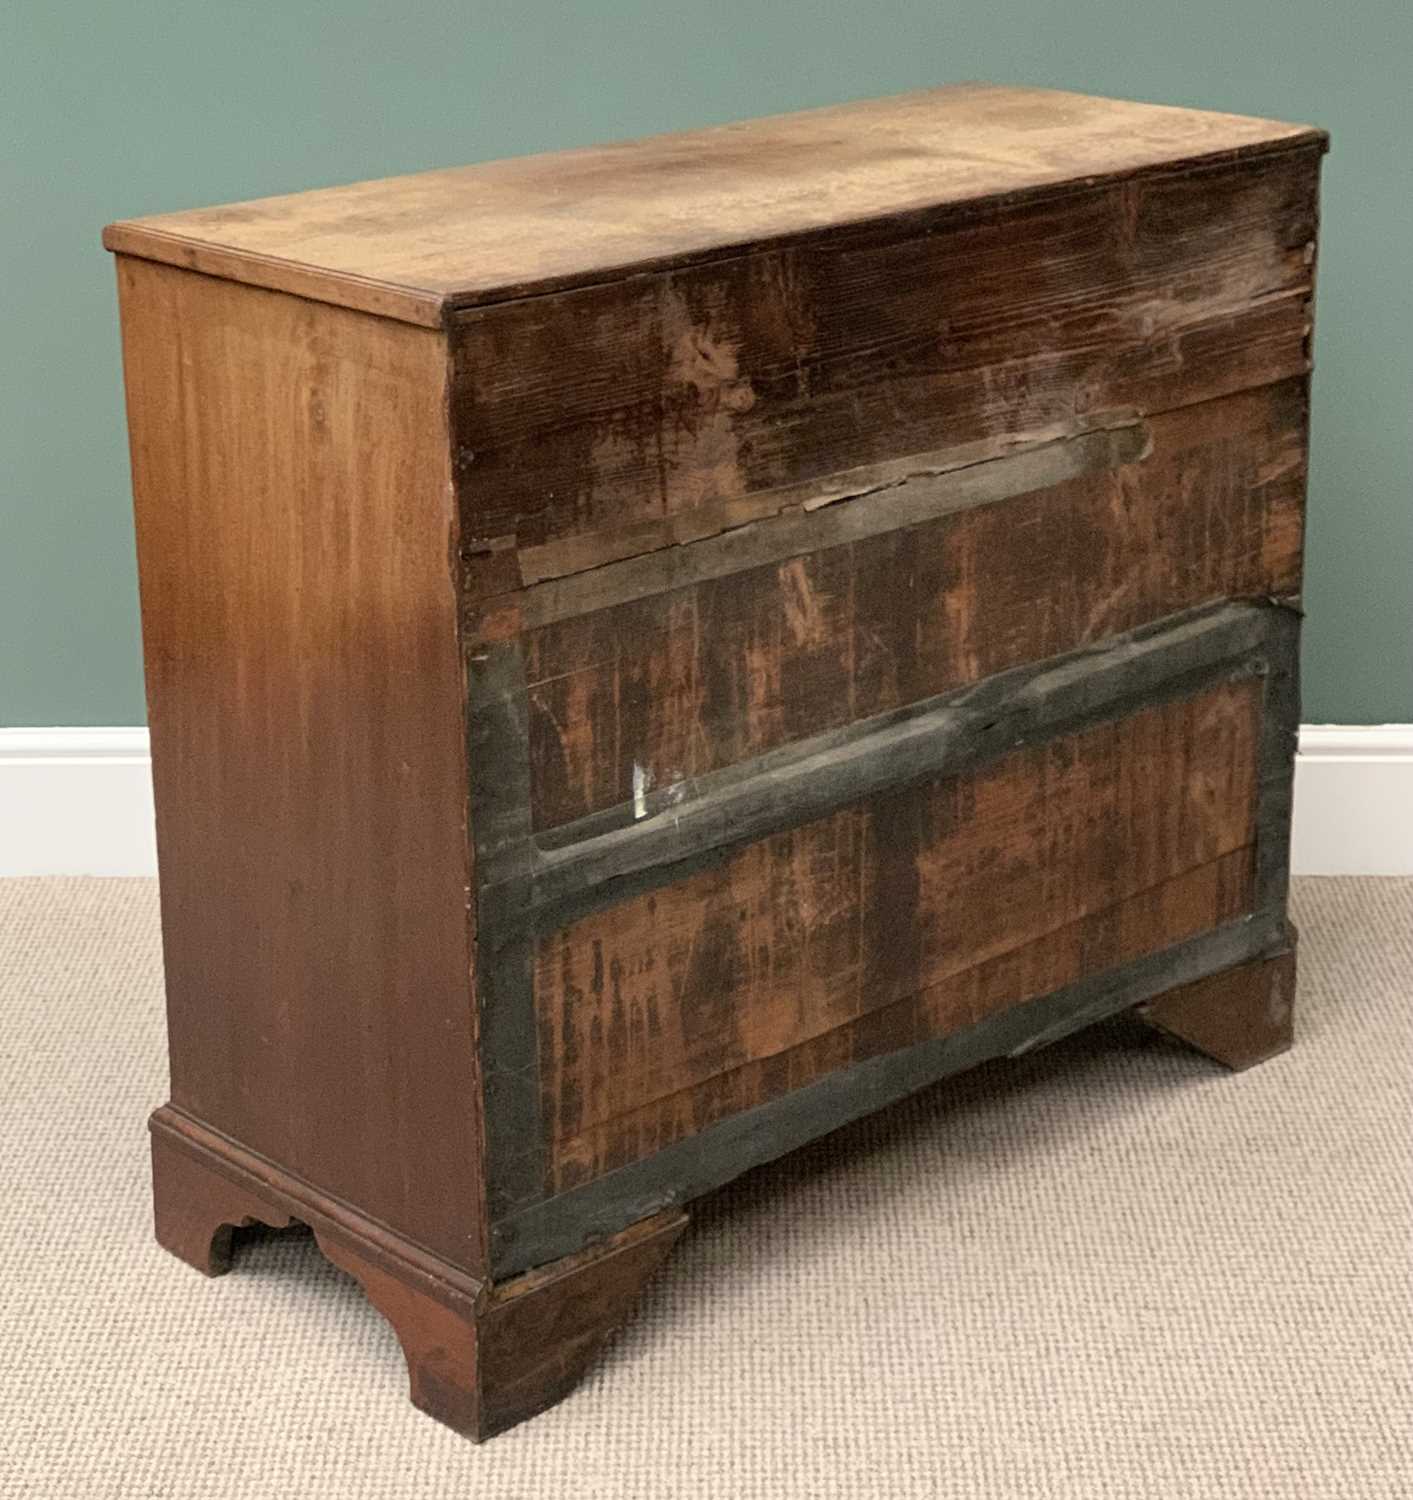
[1,877,1409,1498]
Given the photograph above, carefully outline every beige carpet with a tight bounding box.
[1,878,1409,1499]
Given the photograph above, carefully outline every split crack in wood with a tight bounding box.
[466,417,1153,635]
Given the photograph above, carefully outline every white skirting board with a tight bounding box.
[0,729,158,877]
[1,726,1410,877]
[1289,726,1413,876]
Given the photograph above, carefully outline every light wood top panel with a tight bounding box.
[103,84,1323,326]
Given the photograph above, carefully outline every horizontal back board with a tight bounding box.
[476,599,1300,1269]
[452,148,1319,574]
[538,676,1261,1192]
[511,379,1306,835]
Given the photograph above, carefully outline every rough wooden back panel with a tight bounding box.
[452,148,1319,573]
[457,143,1317,1226]
[516,380,1305,834]
[116,259,488,1274]
[102,86,1321,325]
[536,678,1262,1191]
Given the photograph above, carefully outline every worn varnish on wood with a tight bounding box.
[107,83,1325,1439]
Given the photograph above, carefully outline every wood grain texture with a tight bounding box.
[537,677,1263,1191]
[515,379,1306,832]
[506,424,1153,614]
[450,148,1319,568]
[118,257,486,1274]
[548,854,1256,1193]
[150,1111,685,1440]
[1138,937,1297,1068]
[475,1208,687,1437]
[103,85,1322,324]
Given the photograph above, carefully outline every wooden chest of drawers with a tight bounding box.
[106,83,1325,1438]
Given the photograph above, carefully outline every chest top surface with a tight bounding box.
[103,83,1322,327]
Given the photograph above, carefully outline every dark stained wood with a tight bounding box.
[537,677,1263,1191]
[102,85,1323,325]
[449,149,1319,566]
[507,424,1152,617]
[514,380,1307,832]
[475,1210,687,1437]
[150,1111,685,1440]
[549,853,1257,1192]
[117,258,487,1275]
[325,1208,686,1440]
[1137,937,1297,1068]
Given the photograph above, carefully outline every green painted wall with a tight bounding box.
[4,1,1408,726]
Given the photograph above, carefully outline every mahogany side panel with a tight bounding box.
[537,677,1263,1191]
[117,258,487,1274]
